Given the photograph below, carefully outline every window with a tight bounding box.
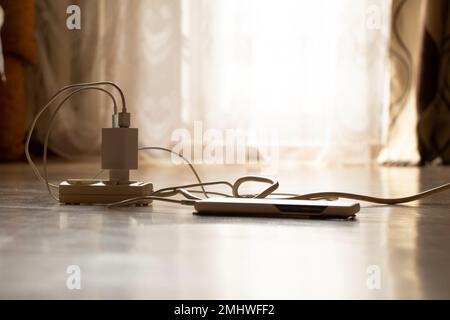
[35,0,391,165]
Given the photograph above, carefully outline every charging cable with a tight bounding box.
[26,82,123,201]
[26,82,450,208]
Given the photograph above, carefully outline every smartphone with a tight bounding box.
[194,198,359,219]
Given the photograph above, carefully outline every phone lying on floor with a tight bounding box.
[194,198,360,219]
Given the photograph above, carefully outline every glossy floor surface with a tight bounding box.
[0,161,449,299]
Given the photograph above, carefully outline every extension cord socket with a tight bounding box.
[59,179,153,205]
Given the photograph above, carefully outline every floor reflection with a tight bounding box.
[416,167,450,298]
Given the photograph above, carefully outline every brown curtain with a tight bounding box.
[417,0,450,164]
[0,0,37,161]
[381,0,450,165]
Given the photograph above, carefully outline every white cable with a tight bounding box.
[108,148,450,208]
[138,146,209,198]
[286,183,450,204]
[108,147,450,207]
[42,87,118,201]
[110,180,450,208]
[25,84,119,200]
[25,82,122,186]
[107,181,235,208]
[48,81,125,113]
[107,196,196,208]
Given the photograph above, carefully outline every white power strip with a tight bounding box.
[59,179,153,205]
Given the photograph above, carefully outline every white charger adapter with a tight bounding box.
[59,113,153,205]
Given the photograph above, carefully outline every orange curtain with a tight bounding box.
[0,0,37,161]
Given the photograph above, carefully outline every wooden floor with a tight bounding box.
[0,160,449,299]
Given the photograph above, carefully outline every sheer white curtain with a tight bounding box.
[34,0,182,157]
[34,0,390,165]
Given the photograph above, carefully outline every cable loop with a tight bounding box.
[232,176,279,198]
